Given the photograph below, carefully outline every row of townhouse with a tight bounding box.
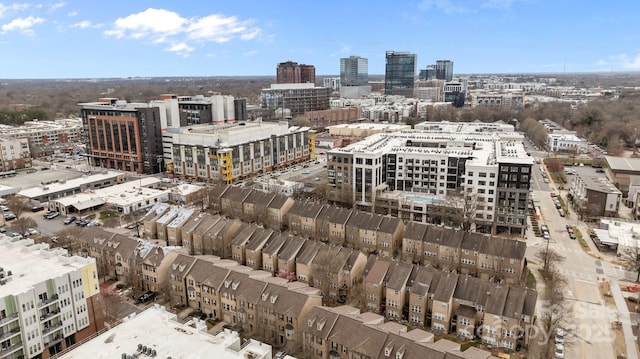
[363,260,537,352]
[303,305,500,359]
[71,226,535,354]
[143,187,527,284]
[74,228,176,293]
[166,254,322,352]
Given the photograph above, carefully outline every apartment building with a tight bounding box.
[327,121,533,235]
[0,119,83,158]
[569,167,622,217]
[168,121,313,182]
[276,61,316,84]
[0,137,31,171]
[0,238,101,359]
[57,306,273,359]
[261,83,331,116]
[79,98,163,174]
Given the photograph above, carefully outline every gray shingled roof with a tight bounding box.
[377,216,403,234]
[403,221,429,242]
[385,261,414,291]
[433,273,458,302]
[484,285,509,315]
[245,227,275,251]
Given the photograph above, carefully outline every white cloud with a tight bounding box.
[70,20,101,29]
[615,53,640,70]
[0,3,31,18]
[104,8,186,40]
[329,45,351,57]
[104,8,261,55]
[243,50,258,56]
[67,10,77,17]
[1,16,44,35]
[166,41,194,57]
[50,2,66,10]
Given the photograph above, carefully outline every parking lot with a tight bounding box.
[0,159,86,190]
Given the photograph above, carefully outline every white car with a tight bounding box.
[24,228,39,237]
[554,343,564,358]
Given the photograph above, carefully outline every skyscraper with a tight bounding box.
[435,60,454,81]
[340,56,368,86]
[276,61,316,84]
[384,51,417,95]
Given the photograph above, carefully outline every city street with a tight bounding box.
[526,151,636,359]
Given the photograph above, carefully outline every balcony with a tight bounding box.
[38,294,59,308]
[40,308,61,322]
[44,333,64,348]
[0,313,18,326]
[0,327,20,341]
[42,321,63,335]
[0,340,22,356]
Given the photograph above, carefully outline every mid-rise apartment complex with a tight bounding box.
[168,121,313,183]
[0,119,83,158]
[0,137,31,171]
[276,61,316,84]
[261,83,331,116]
[79,98,163,174]
[384,51,417,95]
[0,238,101,359]
[327,122,532,235]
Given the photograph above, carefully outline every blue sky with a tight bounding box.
[0,0,639,78]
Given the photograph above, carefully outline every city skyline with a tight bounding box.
[0,1,639,78]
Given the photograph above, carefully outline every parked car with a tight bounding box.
[127,223,138,230]
[3,213,16,221]
[24,228,39,237]
[64,216,77,225]
[135,291,157,304]
[0,205,9,212]
[31,205,44,212]
[26,169,37,174]
[554,343,565,358]
[45,212,59,220]
[569,233,576,240]
[543,232,550,240]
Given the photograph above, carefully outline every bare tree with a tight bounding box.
[618,245,640,282]
[54,226,86,256]
[538,267,573,358]
[6,195,27,218]
[535,247,566,279]
[12,217,37,236]
[448,189,478,232]
[310,249,341,304]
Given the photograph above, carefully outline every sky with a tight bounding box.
[0,0,639,79]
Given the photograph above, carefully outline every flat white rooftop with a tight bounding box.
[59,305,273,359]
[0,238,95,297]
[18,171,123,199]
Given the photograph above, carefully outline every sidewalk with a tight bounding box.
[610,281,639,359]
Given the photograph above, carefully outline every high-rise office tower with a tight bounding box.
[419,65,436,81]
[276,61,316,84]
[384,51,417,95]
[340,56,368,86]
[435,60,454,81]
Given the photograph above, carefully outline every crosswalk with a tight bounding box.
[556,268,599,281]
